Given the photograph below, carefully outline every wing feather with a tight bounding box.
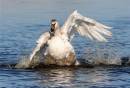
[29,32,50,62]
[61,10,112,42]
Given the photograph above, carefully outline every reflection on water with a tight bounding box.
[38,67,109,88]
[38,68,75,87]
[35,67,130,88]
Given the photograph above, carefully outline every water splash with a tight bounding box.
[15,55,40,69]
[15,44,130,69]
[15,42,47,68]
[81,47,122,65]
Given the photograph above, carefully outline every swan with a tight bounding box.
[29,10,112,67]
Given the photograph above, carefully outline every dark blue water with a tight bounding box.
[0,0,130,87]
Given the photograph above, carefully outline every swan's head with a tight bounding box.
[50,19,60,33]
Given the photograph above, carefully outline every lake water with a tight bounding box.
[0,0,130,87]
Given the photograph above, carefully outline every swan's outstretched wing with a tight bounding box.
[61,10,112,42]
[29,32,50,63]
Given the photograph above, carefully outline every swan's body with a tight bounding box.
[47,36,74,59]
[29,10,112,67]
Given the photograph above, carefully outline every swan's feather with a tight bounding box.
[28,10,112,66]
[61,10,112,42]
[29,32,50,61]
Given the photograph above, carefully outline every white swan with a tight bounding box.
[29,10,112,66]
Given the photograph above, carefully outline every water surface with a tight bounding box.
[0,0,130,87]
